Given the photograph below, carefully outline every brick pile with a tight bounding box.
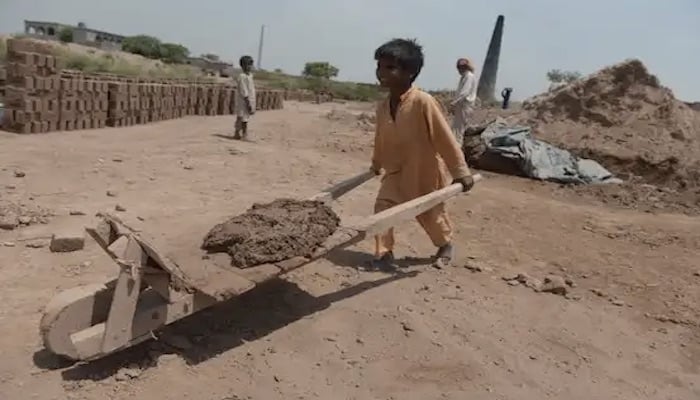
[59,73,109,130]
[107,81,139,127]
[0,38,284,134]
[2,39,61,133]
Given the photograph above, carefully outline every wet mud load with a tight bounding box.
[201,199,340,268]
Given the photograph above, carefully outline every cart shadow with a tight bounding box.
[46,270,418,382]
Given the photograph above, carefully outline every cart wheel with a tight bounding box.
[39,280,116,360]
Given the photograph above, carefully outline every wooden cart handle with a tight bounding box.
[355,173,482,236]
[309,170,376,203]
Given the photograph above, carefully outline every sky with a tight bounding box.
[1,0,699,101]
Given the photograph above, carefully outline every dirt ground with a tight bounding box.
[0,101,698,400]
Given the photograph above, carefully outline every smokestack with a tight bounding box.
[257,25,265,70]
[476,15,505,105]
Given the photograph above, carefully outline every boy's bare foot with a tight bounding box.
[369,251,396,271]
[432,243,453,269]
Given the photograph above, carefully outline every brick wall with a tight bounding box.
[0,38,284,134]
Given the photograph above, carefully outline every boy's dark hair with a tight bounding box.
[374,38,424,83]
[239,55,254,67]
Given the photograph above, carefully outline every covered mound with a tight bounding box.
[517,59,700,190]
[201,199,340,268]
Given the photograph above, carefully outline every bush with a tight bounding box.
[58,27,74,43]
[54,47,201,79]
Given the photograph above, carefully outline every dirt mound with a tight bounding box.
[517,59,700,190]
[201,199,340,268]
[325,109,375,131]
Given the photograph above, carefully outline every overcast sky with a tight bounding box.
[2,0,698,100]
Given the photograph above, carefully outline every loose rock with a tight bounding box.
[18,216,32,225]
[115,204,127,212]
[69,210,86,216]
[0,214,19,230]
[14,170,26,178]
[115,366,141,381]
[25,240,47,249]
[2,242,16,247]
[540,275,568,296]
[106,190,118,197]
[610,299,626,307]
[49,229,86,253]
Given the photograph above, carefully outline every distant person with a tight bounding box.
[450,58,477,146]
[370,38,475,270]
[234,55,256,140]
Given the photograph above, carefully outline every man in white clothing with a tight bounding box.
[450,58,477,146]
[234,55,256,140]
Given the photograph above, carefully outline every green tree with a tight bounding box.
[546,69,582,84]
[122,35,162,58]
[58,27,74,43]
[160,43,189,64]
[121,35,190,64]
[302,62,339,79]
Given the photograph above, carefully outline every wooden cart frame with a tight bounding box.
[39,171,481,361]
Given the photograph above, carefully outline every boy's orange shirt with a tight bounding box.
[371,86,471,203]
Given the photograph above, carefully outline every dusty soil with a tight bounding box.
[202,199,340,268]
[0,101,698,399]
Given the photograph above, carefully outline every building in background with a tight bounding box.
[24,20,125,51]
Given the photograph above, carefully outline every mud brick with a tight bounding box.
[7,51,34,66]
[47,121,58,132]
[45,55,57,71]
[30,121,46,134]
[33,53,47,67]
[5,121,32,134]
[61,78,75,92]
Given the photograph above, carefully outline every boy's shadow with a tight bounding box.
[34,269,418,382]
[325,248,434,270]
[212,133,237,140]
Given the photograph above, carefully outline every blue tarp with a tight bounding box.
[476,118,621,185]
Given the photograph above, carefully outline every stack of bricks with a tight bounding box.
[107,81,140,127]
[185,84,198,116]
[2,38,60,133]
[173,84,189,118]
[58,74,109,130]
[146,83,177,122]
[257,91,282,111]
[194,85,209,116]
[218,86,234,115]
[0,66,6,101]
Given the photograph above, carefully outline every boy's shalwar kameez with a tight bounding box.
[371,86,471,257]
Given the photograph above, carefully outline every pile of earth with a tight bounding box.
[515,59,700,191]
[201,199,340,268]
[325,109,375,132]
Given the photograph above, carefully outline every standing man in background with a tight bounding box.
[449,58,477,146]
[234,55,257,140]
